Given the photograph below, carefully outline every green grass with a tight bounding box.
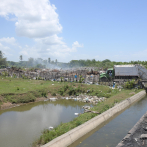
[32,88,142,146]
[33,113,97,146]
[0,76,59,94]
[0,76,119,105]
[0,76,142,106]
[0,76,143,146]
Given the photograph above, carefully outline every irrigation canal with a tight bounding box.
[1,95,147,147]
[69,95,147,147]
[0,100,90,147]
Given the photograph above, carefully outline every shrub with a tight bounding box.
[51,93,56,96]
[41,90,47,97]
[124,80,135,89]
[63,85,69,91]
[58,88,64,96]
[68,87,76,96]
[105,93,111,98]
[32,91,42,97]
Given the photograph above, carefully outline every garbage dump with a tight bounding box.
[0,67,100,83]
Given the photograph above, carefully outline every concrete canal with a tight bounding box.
[0,100,90,147]
[69,95,147,147]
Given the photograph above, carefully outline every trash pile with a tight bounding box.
[47,94,106,105]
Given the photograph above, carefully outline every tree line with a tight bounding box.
[69,59,147,69]
[1,50,147,69]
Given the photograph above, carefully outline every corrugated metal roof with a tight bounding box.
[114,65,136,67]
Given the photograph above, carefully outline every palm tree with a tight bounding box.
[0,50,3,58]
[48,58,51,63]
[19,55,23,61]
[55,59,57,65]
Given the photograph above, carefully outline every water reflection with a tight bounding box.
[71,96,147,147]
[0,100,89,147]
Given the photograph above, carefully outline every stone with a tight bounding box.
[140,134,147,139]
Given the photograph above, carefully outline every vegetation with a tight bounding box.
[1,48,147,69]
[0,50,7,68]
[33,88,142,146]
[0,76,115,105]
[0,74,143,146]
[69,59,147,69]
[124,80,136,89]
[0,76,141,106]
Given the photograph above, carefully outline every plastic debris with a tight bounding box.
[74,113,79,115]
[49,126,54,130]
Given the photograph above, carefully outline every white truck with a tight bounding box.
[100,64,147,81]
[114,65,139,79]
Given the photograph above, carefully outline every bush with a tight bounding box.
[32,91,42,97]
[51,93,56,96]
[124,80,135,89]
[105,93,111,98]
[68,87,76,96]
[41,90,47,97]
[58,88,64,96]
[15,93,36,103]
[63,85,69,91]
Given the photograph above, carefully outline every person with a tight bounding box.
[109,71,112,77]
[113,82,115,88]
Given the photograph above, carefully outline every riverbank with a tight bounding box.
[32,89,143,147]
[0,76,142,111]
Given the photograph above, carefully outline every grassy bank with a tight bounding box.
[0,76,143,146]
[32,88,142,146]
[0,76,127,106]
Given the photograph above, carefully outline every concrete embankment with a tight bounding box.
[41,91,146,147]
[116,111,147,147]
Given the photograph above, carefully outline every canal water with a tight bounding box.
[69,95,147,147]
[0,100,89,147]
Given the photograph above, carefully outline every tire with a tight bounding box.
[100,77,108,82]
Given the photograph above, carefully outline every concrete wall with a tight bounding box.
[41,90,146,147]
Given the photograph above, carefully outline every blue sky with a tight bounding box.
[0,0,147,62]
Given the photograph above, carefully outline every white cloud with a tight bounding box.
[0,43,13,57]
[72,41,83,51]
[0,0,83,62]
[72,41,83,48]
[0,0,62,38]
[0,43,10,51]
[0,37,16,45]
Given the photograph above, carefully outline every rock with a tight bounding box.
[82,106,91,109]
[50,98,57,101]
[140,134,147,139]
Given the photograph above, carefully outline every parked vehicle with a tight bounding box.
[100,65,147,82]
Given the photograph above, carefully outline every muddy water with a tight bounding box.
[0,100,89,147]
[69,95,147,147]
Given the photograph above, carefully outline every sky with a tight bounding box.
[0,0,147,63]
